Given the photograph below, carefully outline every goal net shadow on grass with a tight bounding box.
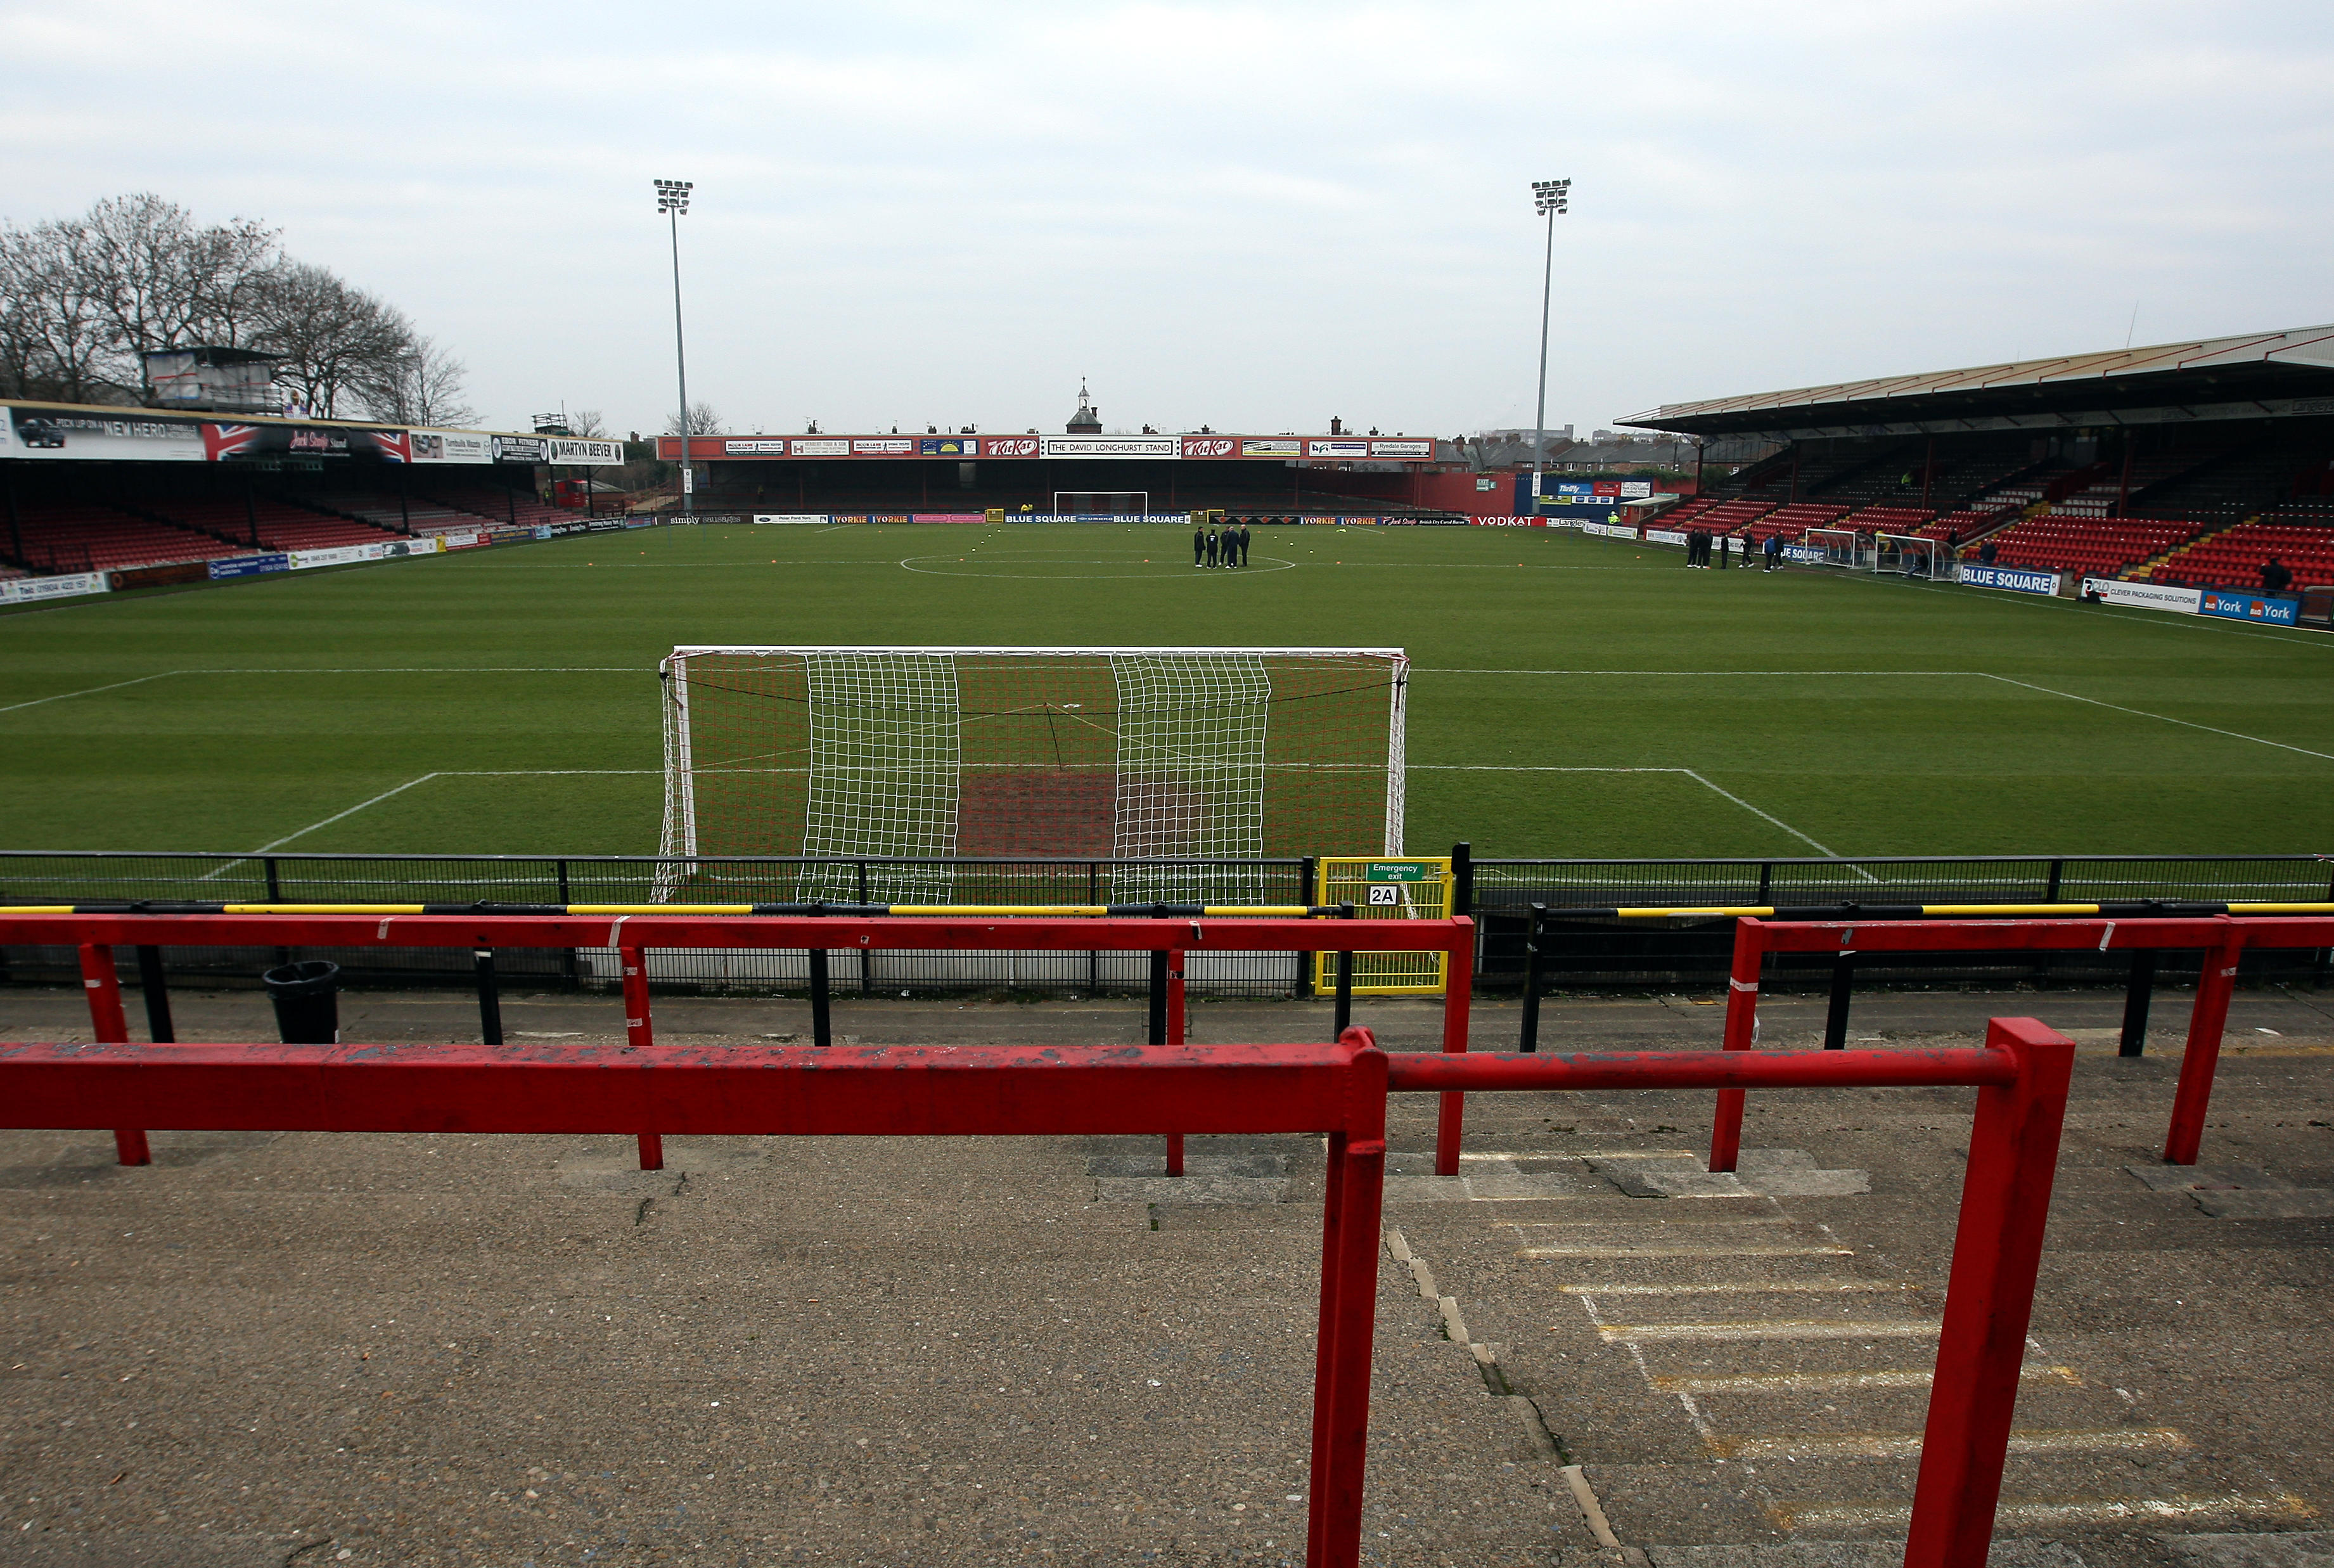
[657,647,1406,904]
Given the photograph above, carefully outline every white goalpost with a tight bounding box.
[656,646,1408,903]
[1050,491,1150,518]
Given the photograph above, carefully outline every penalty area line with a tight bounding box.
[200,768,664,878]
[1409,763,1856,864]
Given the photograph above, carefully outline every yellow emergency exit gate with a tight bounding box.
[1312,858,1456,994]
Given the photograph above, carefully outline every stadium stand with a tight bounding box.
[2148,520,2334,591]
[142,498,407,554]
[292,491,477,538]
[8,502,247,574]
[1733,502,1849,544]
[1839,504,1939,536]
[1984,514,2208,579]
[412,487,576,530]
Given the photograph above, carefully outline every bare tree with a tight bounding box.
[664,401,723,435]
[72,193,279,391]
[565,408,608,438]
[0,222,119,402]
[357,337,475,427]
[1,193,477,424]
[250,262,414,419]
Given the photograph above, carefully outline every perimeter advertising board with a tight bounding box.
[2199,588,2301,626]
[0,570,111,604]
[1960,563,2061,595]
[2080,575,2190,610]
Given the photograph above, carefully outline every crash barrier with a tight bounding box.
[2,910,1473,1176]
[1702,915,2334,1170]
[0,1015,2074,1568]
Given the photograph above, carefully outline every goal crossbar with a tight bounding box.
[658,646,1409,903]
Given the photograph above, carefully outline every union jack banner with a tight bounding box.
[200,423,262,461]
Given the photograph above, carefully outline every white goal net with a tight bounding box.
[657,646,1407,902]
[1051,491,1150,517]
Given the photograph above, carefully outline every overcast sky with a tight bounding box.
[5,1,2329,439]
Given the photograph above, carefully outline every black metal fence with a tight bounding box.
[0,852,1314,996]
[1,849,2327,998]
[1468,853,2334,991]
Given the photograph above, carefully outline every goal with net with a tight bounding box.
[657,646,1407,902]
[1050,491,1150,517]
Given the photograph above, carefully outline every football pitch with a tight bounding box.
[2,522,2329,861]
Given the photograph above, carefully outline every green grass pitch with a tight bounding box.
[1,522,2328,860]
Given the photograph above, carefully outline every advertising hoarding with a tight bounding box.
[1368,440,1433,458]
[6,408,208,461]
[1241,439,1301,458]
[545,438,622,466]
[411,429,493,464]
[918,437,978,456]
[208,553,291,579]
[0,570,112,604]
[791,439,849,456]
[2079,575,2189,610]
[492,435,549,464]
[723,439,790,456]
[982,437,1039,458]
[1961,563,2063,595]
[852,439,914,455]
[1305,439,1369,459]
[1041,436,1181,459]
[2198,588,2300,626]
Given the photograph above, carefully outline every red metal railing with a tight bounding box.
[1705,915,2334,1170]
[0,1018,2070,1568]
[0,912,2078,1568]
[4,911,1475,1174]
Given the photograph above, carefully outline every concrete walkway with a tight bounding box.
[0,986,2328,1565]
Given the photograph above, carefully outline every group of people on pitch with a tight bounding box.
[1196,523,1254,568]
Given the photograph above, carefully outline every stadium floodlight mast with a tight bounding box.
[1529,178,1571,508]
[655,178,696,516]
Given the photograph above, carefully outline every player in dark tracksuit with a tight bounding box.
[1193,525,1206,567]
[1205,529,1220,567]
[1238,523,1252,566]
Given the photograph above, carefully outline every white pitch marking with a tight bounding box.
[0,673,177,715]
[200,768,665,877]
[1978,672,2334,764]
[1595,1318,1939,1343]
[1407,762,1854,864]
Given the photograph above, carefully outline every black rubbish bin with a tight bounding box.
[263,960,340,1044]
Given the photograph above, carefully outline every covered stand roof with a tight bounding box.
[1620,325,2334,440]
